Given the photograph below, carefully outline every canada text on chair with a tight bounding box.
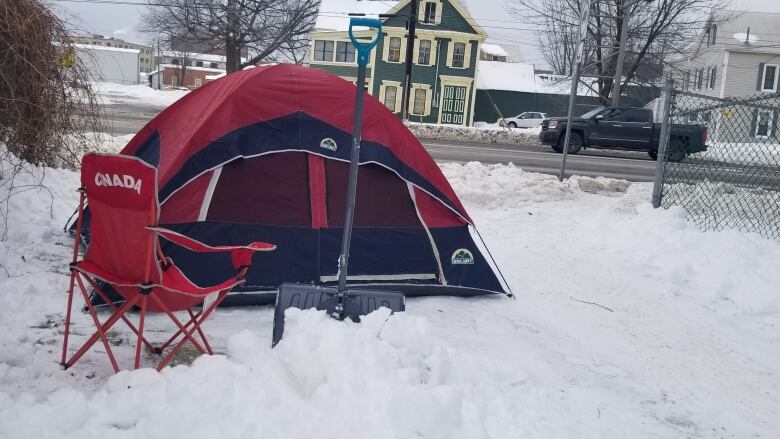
[61,153,275,372]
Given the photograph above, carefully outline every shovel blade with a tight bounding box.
[272,283,405,346]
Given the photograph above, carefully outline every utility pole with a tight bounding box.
[400,0,419,120]
[559,0,592,182]
[156,38,161,90]
[611,0,630,106]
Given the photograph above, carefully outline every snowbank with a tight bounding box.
[408,122,542,146]
[93,82,188,107]
[1,150,779,438]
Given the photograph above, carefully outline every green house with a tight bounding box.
[307,0,486,126]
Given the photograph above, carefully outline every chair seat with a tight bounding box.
[74,260,243,297]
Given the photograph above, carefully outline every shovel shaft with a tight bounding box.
[337,64,367,293]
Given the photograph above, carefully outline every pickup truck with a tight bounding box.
[538,106,708,161]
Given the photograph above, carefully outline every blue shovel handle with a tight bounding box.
[348,18,382,66]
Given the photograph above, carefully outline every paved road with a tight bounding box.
[100,103,657,182]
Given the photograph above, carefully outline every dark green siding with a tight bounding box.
[309,64,369,78]
[473,86,660,122]
[372,31,479,124]
[382,0,478,34]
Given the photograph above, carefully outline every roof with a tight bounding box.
[315,0,397,31]
[73,43,140,54]
[480,44,508,58]
[160,50,236,63]
[477,61,596,96]
[158,64,226,73]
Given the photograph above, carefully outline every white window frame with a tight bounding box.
[446,38,472,69]
[417,39,432,65]
[378,80,403,113]
[387,36,403,63]
[313,40,334,62]
[755,110,774,139]
[407,83,432,116]
[194,78,202,88]
[334,41,356,63]
[761,64,779,92]
[417,0,443,25]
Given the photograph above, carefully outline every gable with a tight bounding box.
[383,0,485,36]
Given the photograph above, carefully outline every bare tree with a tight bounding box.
[507,0,732,104]
[139,0,320,73]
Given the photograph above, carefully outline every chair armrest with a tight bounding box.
[149,227,276,271]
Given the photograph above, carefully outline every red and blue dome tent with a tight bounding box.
[81,64,511,305]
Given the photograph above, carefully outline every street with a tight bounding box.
[100,103,657,182]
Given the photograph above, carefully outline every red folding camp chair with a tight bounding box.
[61,153,275,372]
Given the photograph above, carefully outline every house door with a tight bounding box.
[441,85,467,124]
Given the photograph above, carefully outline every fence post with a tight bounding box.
[651,78,674,208]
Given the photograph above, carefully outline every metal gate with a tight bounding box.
[652,79,780,240]
[441,85,466,124]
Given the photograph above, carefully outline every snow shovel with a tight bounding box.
[272,18,405,347]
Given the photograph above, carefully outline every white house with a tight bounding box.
[74,43,140,85]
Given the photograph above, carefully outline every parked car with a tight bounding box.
[538,106,708,161]
[498,112,548,128]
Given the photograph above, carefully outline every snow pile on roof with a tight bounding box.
[480,43,508,58]
[1,136,780,437]
[92,81,188,106]
[73,43,140,54]
[315,0,397,31]
[477,61,596,96]
[732,32,760,44]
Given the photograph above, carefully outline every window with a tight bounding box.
[384,86,397,111]
[424,2,437,23]
[412,88,427,115]
[171,75,178,87]
[452,42,465,68]
[388,37,401,62]
[709,67,717,89]
[682,71,690,90]
[196,60,203,67]
[314,40,334,62]
[210,62,219,68]
[696,69,704,90]
[708,24,717,46]
[171,58,179,65]
[626,109,650,123]
[600,108,626,122]
[761,64,778,91]
[755,110,773,138]
[194,78,202,87]
[335,41,356,63]
[418,39,431,65]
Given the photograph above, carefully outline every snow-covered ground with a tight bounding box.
[0,144,779,437]
[92,82,188,107]
[408,122,543,146]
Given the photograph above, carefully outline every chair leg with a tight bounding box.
[73,274,120,373]
[149,294,207,354]
[158,312,197,352]
[188,308,213,355]
[156,291,227,371]
[134,295,148,370]
[61,271,78,367]
[82,275,156,353]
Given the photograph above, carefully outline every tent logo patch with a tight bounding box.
[94,172,142,194]
[320,138,338,151]
[451,248,474,265]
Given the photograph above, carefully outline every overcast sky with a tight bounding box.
[49,0,780,66]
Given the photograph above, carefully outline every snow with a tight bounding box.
[315,0,397,31]
[476,61,593,96]
[408,121,543,146]
[92,82,189,107]
[732,32,760,44]
[72,43,140,54]
[1,141,780,437]
[480,43,508,58]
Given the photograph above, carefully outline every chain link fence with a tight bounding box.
[653,86,780,240]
